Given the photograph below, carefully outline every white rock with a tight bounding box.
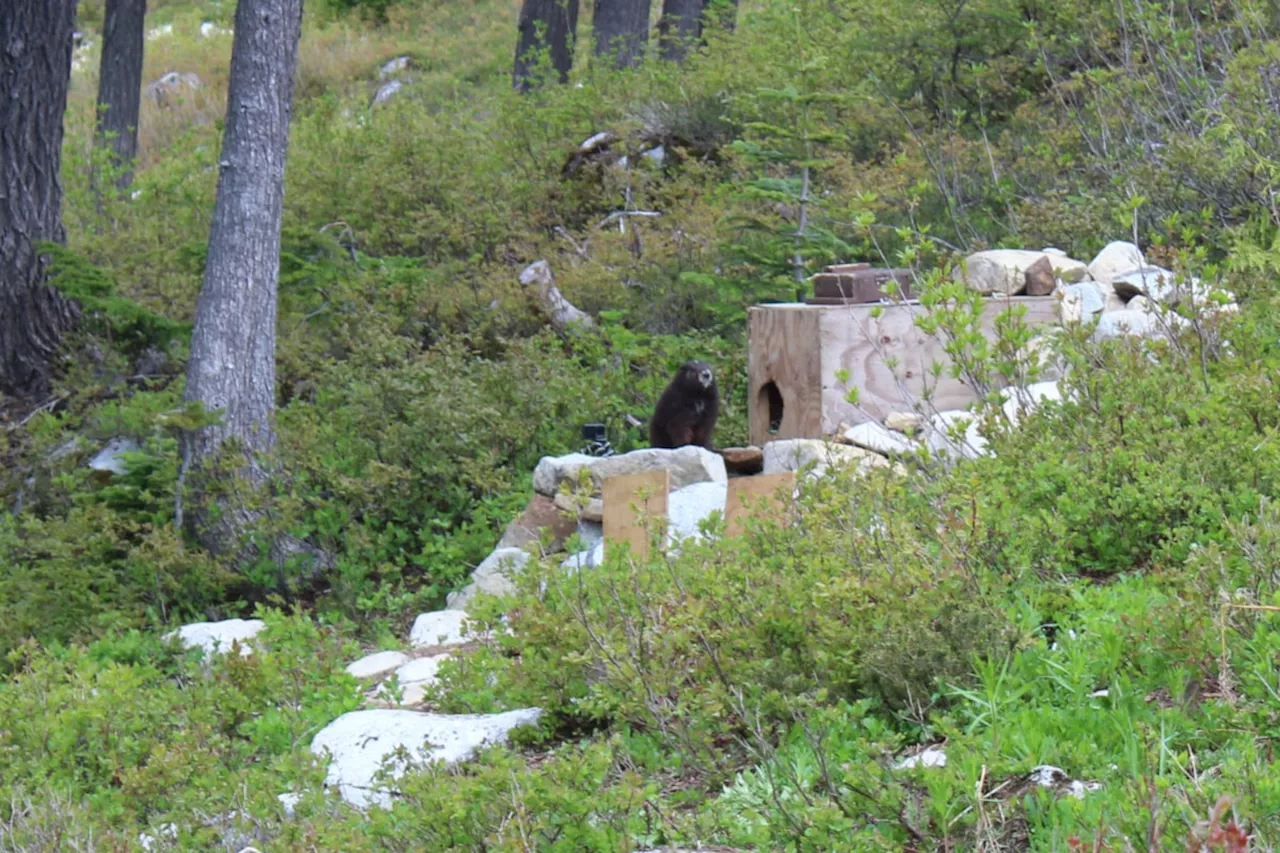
[1110,265,1176,301]
[841,422,920,455]
[409,610,472,649]
[166,618,265,657]
[379,56,410,78]
[763,439,888,477]
[641,145,666,165]
[1087,241,1146,284]
[1041,247,1067,256]
[138,823,178,851]
[953,250,1087,295]
[666,481,727,543]
[1057,281,1106,324]
[89,438,140,475]
[1001,380,1064,425]
[561,541,606,572]
[924,410,989,459]
[278,792,301,818]
[346,650,411,680]
[895,747,948,769]
[199,21,230,38]
[146,23,174,41]
[392,654,453,705]
[532,453,597,496]
[1028,765,1101,799]
[884,411,923,433]
[446,548,530,611]
[373,79,403,107]
[310,708,543,809]
[1092,308,1183,342]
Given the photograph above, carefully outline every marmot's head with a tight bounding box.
[677,360,716,392]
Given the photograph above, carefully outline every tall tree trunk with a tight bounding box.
[514,0,580,91]
[593,0,651,69]
[657,0,701,62]
[0,0,79,398]
[180,0,323,573]
[95,0,147,192]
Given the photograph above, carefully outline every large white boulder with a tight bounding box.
[166,618,265,657]
[588,446,727,490]
[1087,241,1146,284]
[310,708,543,808]
[841,422,920,455]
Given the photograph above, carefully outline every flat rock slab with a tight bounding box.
[409,610,473,649]
[166,618,265,657]
[346,650,411,680]
[720,446,764,476]
[310,708,543,809]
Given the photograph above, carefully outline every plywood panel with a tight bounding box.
[602,470,670,561]
[724,472,796,538]
[747,305,824,447]
[819,296,1059,429]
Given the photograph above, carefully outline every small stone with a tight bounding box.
[895,747,948,769]
[1023,255,1057,296]
[346,650,411,680]
[884,411,923,433]
[1087,241,1146,284]
[408,610,472,649]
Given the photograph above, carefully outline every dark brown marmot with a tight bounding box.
[649,360,719,450]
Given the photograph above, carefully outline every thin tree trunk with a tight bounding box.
[657,0,701,62]
[514,0,580,90]
[95,0,147,192]
[0,0,79,398]
[593,0,651,69]
[180,0,324,573]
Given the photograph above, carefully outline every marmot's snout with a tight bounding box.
[698,367,714,388]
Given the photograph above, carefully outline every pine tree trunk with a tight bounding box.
[514,0,580,90]
[95,0,147,191]
[593,0,651,69]
[180,0,324,573]
[657,0,701,62]
[0,0,79,398]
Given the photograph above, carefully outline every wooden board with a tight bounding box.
[602,470,670,561]
[724,472,796,538]
[747,305,824,447]
[819,295,1059,430]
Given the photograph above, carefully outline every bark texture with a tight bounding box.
[657,0,701,62]
[514,0,580,90]
[0,0,79,397]
[592,0,651,69]
[95,0,147,191]
[181,0,316,569]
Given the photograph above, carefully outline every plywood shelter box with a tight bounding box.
[747,295,1060,446]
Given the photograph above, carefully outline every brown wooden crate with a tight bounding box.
[602,470,670,561]
[725,472,796,537]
